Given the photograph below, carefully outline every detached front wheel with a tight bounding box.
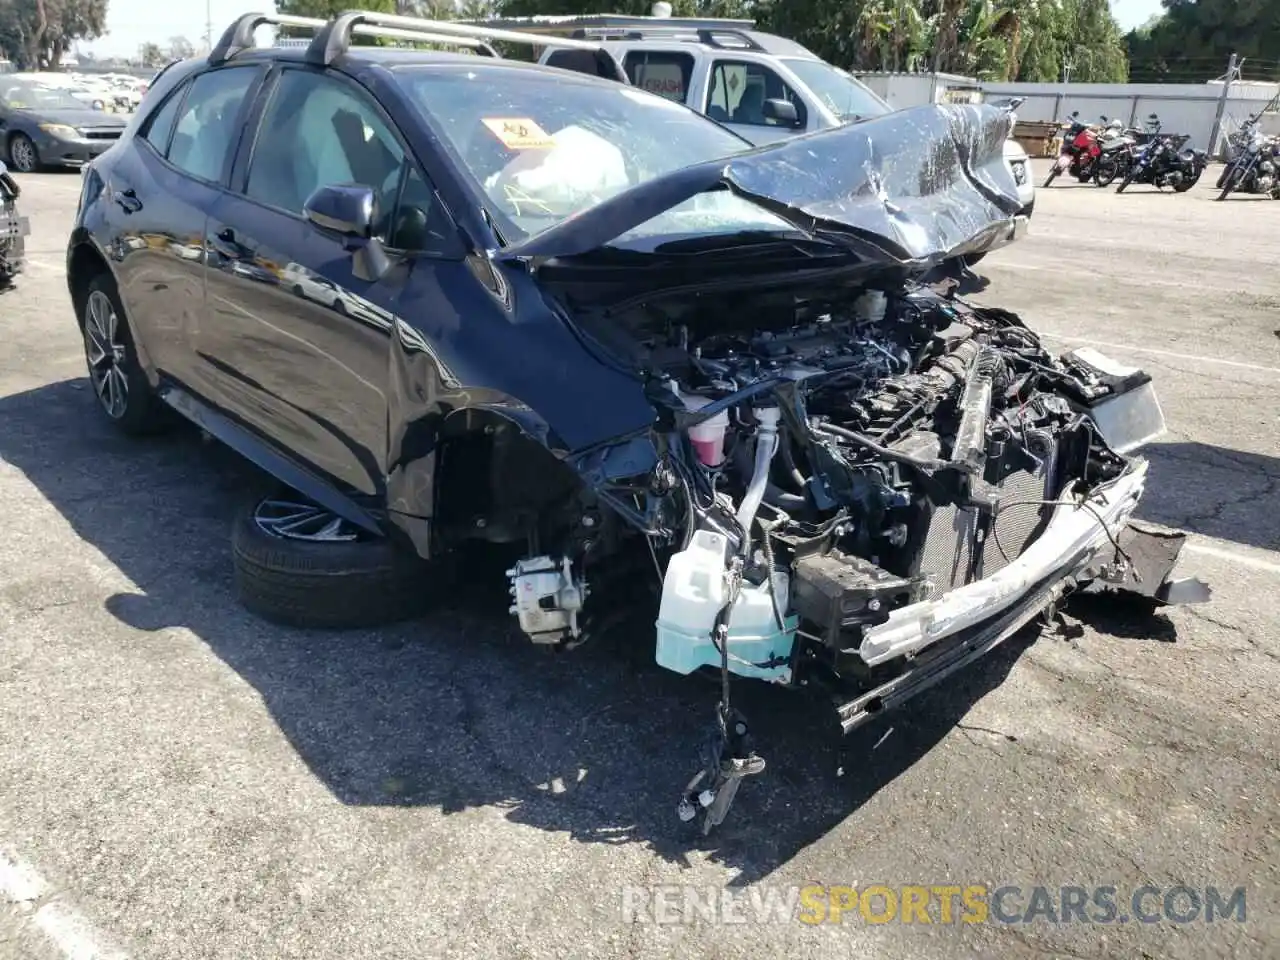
[231,493,442,629]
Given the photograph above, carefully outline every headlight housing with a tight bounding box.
[37,123,79,140]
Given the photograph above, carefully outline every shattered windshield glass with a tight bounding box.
[394,65,792,243]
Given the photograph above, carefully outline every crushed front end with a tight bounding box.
[493,104,1206,834]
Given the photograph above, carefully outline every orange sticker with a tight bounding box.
[482,117,555,150]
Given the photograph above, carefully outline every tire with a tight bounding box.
[1093,155,1125,187]
[231,493,441,629]
[1116,171,1133,194]
[7,132,39,173]
[1173,170,1200,193]
[1042,168,1060,188]
[76,273,170,435]
[1216,170,1240,201]
[1215,166,1230,190]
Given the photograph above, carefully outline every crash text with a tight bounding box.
[619,884,1247,926]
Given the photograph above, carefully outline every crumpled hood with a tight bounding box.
[500,102,1022,266]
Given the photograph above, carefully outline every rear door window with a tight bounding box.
[622,51,694,103]
[167,67,259,183]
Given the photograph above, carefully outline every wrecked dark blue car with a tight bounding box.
[67,11,1203,834]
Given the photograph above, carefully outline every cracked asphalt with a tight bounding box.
[1,170,1278,959]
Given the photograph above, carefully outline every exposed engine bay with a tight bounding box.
[503,276,1203,834]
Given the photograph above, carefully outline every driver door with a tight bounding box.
[201,66,453,499]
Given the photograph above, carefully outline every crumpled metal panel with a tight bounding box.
[500,103,1022,265]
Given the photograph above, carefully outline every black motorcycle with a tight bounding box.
[1216,123,1280,200]
[1093,115,1161,187]
[1115,131,1207,193]
[0,160,28,289]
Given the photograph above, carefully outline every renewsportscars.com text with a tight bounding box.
[621,884,1248,926]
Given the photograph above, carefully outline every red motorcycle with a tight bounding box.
[1043,112,1114,186]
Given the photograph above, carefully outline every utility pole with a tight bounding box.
[204,0,213,52]
[1208,52,1239,159]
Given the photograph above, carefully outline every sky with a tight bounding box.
[85,0,1168,59]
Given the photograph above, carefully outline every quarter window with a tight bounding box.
[706,61,805,128]
[622,51,695,103]
[245,70,443,250]
[140,83,186,155]
[167,68,257,182]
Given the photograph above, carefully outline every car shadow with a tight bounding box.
[0,377,1201,878]
[1136,441,1280,553]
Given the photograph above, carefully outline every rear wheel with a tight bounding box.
[77,274,169,435]
[1093,154,1126,187]
[231,492,442,629]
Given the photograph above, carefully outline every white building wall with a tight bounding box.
[981,80,1280,154]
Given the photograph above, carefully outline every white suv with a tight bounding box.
[514,15,1035,227]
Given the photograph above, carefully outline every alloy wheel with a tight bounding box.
[252,497,361,542]
[9,135,36,173]
[83,289,130,419]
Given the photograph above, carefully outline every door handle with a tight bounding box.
[114,187,142,214]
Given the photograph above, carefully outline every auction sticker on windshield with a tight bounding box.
[482,117,555,150]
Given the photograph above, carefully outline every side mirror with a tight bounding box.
[1070,110,1079,118]
[303,183,389,282]
[762,98,800,127]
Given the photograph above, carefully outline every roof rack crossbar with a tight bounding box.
[568,25,763,51]
[458,15,758,35]
[307,11,626,81]
[210,12,326,64]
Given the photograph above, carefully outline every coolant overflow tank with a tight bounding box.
[655,530,798,682]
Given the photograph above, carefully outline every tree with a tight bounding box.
[168,35,194,60]
[0,0,108,70]
[137,41,166,68]
[490,0,1129,81]
[1126,0,1280,83]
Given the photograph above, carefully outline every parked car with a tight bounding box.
[0,158,27,285]
[1,77,128,171]
[68,10,1202,834]
[511,13,1036,237]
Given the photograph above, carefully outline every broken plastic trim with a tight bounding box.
[858,462,1149,666]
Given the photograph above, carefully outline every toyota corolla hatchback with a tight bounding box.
[67,10,1203,834]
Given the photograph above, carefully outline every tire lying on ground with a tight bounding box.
[231,493,440,629]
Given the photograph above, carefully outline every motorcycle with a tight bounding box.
[1043,112,1114,186]
[1092,114,1161,187]
[0,160,28,289]
[1216,124,1280,200]
[1115,129,1207,193]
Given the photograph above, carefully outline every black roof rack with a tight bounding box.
[208,10,629,82]
[208,11,511,65]
[306,10,627,81]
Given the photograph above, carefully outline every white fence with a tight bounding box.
[981,80,1280,155]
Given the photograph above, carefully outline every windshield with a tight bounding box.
[394,65,793,245]
[780,59,890,124]
[3,80,87,111]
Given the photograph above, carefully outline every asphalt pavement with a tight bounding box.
[0,169,1277,959]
